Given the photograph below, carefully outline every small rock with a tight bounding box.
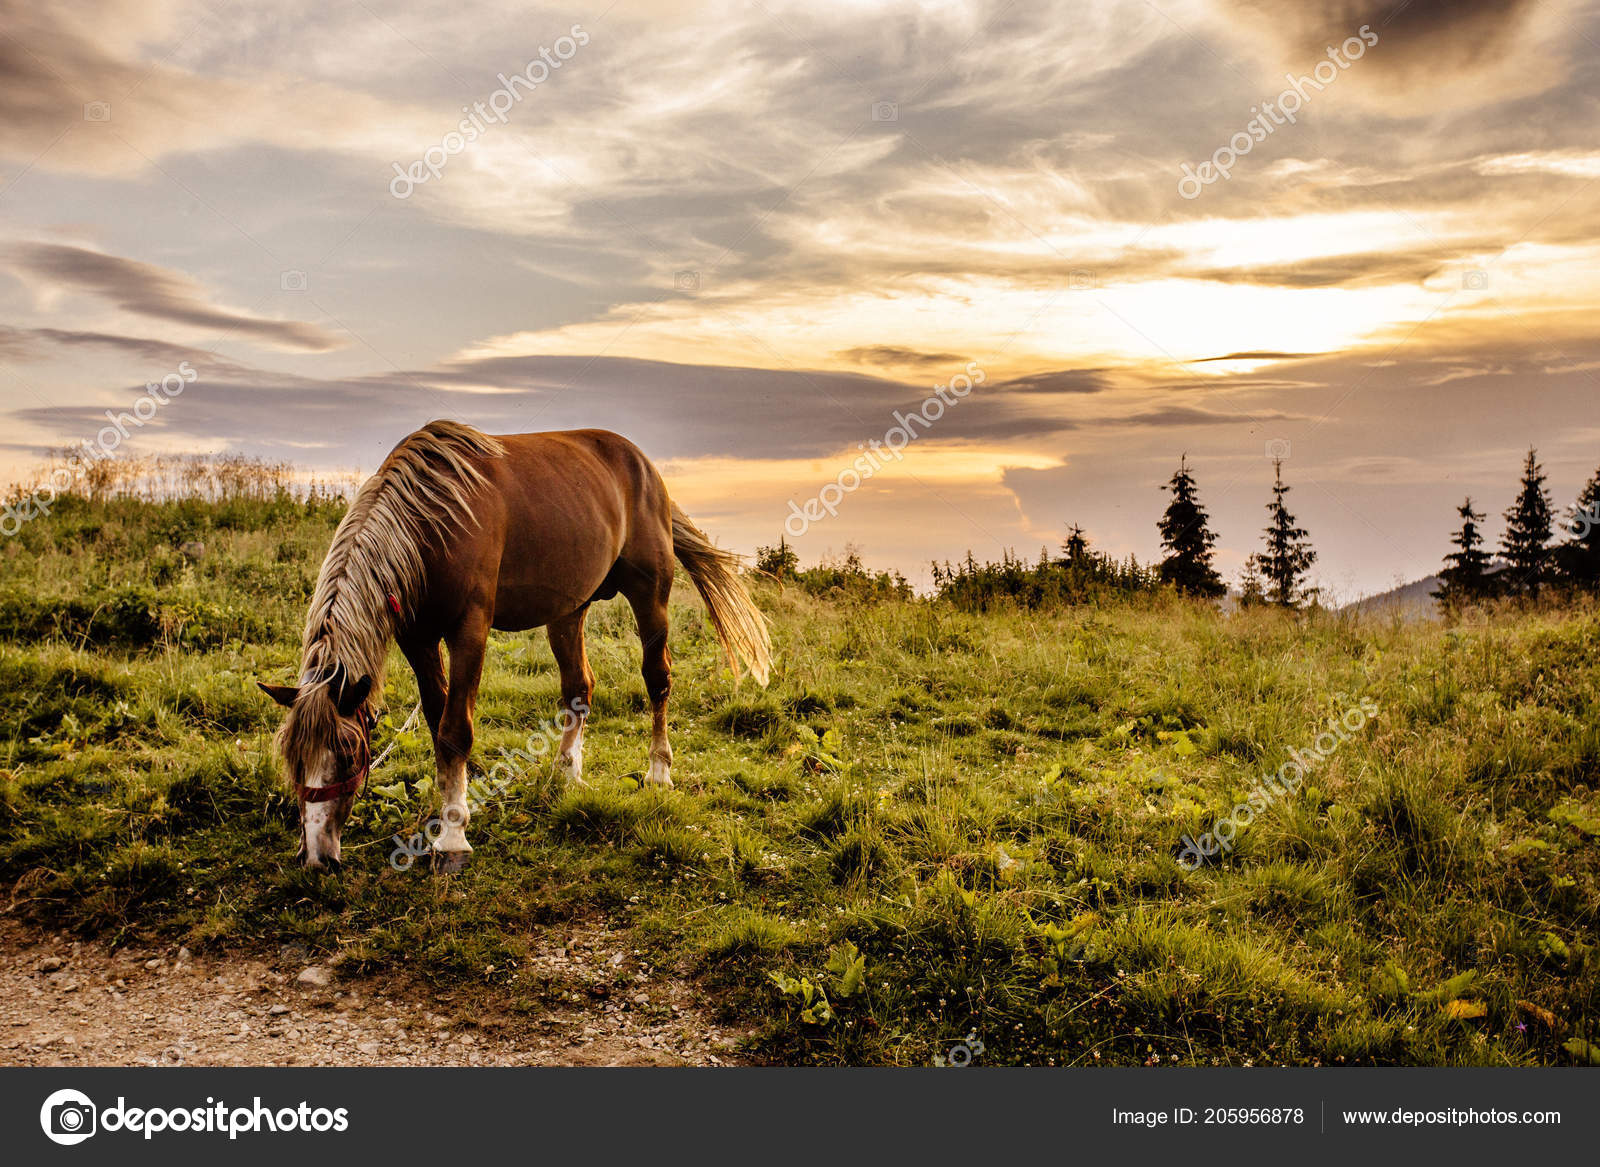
[269,1004,291,1016]
[144,959,162,970]
[177,947,193,963]
[632,994,650,1006]
[357,1041,381,1055]
[296,966,331,988]
[38,956,65,973]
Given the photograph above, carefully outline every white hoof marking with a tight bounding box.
[558,744,584,784]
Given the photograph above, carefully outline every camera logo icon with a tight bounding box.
[871,101,898,122]
[83,102,111,122]
[1068,269,1096,290]
[40,1088,97,1145]
[1462,269,1489,291]
[280,270,308,293]
[673,269,700,292]
[1265,438,1292,460]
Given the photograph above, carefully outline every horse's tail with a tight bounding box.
[670,502,771,686]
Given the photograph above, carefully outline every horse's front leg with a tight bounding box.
[433,610,490,871]
[398,633,448,740]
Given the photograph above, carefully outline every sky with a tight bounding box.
[1,0,1598,600]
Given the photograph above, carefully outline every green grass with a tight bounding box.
[1,493,1598,1065]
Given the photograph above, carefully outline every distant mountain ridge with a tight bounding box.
[1344,575,1442,617]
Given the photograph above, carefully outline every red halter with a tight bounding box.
[293,706,375,803]
[297,771,366,803]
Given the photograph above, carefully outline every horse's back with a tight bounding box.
[468,429,672,628]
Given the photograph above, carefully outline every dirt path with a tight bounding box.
[0,920,746,1067]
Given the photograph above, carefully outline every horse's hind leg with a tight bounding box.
[546,607,594,783]
[625,582,673,788]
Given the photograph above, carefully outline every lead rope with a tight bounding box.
[369,701,423,772]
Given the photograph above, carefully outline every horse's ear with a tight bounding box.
[258,681,300,708]
[335,674,374,719]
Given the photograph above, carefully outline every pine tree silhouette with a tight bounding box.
[1257,459,1316,608]
[1156,455,1225,598]
[1500,448,1554,596]
[1434,497,1493,606]
[1061,524,1089,568]
[1238,555,1267,608]
[1556,465,1600,591]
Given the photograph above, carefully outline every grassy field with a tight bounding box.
[2,491,1598,1066]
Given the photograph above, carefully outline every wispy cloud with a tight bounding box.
[9,244,342,352]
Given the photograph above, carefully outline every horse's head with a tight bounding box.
[259,666,375,871]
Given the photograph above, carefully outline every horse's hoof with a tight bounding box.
[431,849,471,874]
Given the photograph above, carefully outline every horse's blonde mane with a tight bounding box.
[279,420,504,771]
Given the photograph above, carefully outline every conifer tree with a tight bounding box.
[1434,497,1494,606]
[1500,448,1554,596]
[1256,459,1316,608]
[1061,524,1089,568]
[1556,465,1600,591]
[1156,455,1225,598]
[1238,555,1268,608]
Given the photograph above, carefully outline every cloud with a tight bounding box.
[1117,405,1301,427]
[1193,350,1326,362]
[5,345,1105,469]
[8,244,342,351]
[0,0,450,179]
[1182,244,1470,289]
[835,345,968,369]
[1210,0,1571,110]
[0,324,232,368]
[992,369,1115,395]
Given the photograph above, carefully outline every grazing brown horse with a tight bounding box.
[259,421,770,871]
